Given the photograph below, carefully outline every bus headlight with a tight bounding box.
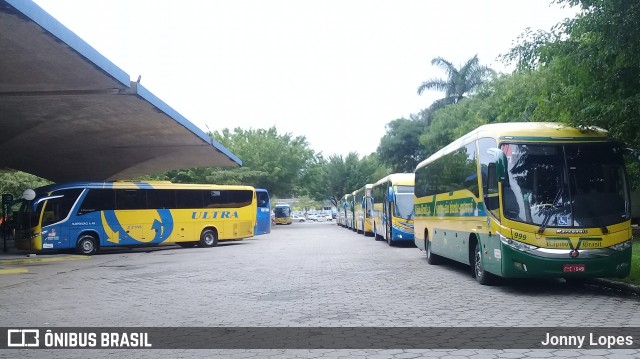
[610,240,632,252]
[500,233,538,252]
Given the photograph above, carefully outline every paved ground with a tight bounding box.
[1,221,639,358]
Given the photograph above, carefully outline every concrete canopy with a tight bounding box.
[0,0,241,183]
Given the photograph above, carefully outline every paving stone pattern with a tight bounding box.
[1,221,639,358]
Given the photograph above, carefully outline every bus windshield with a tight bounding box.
[274,206,290,217]
[502,142,629,228]
[395,186,414,220]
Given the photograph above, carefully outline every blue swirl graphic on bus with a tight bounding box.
[102,209,174,244]
[151,209,174,241]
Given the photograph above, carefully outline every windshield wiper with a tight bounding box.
[578,197,610,235]
[537,187,564,234]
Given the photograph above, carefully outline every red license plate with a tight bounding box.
[563,264,586,272]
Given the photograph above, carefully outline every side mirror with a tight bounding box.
[486,148,508,182]
[387,187,394,202]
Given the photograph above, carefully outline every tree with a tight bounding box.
[304,153,386,207]
[417,55,494,110]
[502,0,640,187]
[0,171,51,200]
[212,127,316,197]
[377,112,429,173]
[503,0,640,146]
[142,127,316,197]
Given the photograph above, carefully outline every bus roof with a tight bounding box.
[416,122,611,170]
[32,181,256,194]
[374,173,414,187]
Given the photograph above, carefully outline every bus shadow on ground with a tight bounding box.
[374,240,416,248]
[85,241,247,256]
[420,254,638,298]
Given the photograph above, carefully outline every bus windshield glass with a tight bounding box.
[502,142,629,228]
[274,206,290,217]
[394,186,414,220]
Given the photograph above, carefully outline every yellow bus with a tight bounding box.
[371,173,415,246]
[353,184,373,236]
[12,181,257,255]
[414,122,632,285]
[273,204,292,225]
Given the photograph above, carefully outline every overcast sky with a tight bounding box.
[34,0,577,158]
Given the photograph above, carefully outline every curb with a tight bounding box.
[587,278,640,296]
[0,255,90,265]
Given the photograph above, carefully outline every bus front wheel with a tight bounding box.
[76,235,98,255]
[425,238,441,265]
[473,241,496,286]
[199,229,218,248]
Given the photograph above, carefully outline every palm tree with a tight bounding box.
[417,55,494,110]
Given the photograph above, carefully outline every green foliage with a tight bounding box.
[377,113,429,173]
[212,127,316,197]
[304,153,386,207]
[497,0,640,188]
[0,171,51,199]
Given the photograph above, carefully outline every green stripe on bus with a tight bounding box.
[415,198,486,217]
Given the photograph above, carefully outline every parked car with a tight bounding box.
[320,213,333,221]
[292,215,306,222]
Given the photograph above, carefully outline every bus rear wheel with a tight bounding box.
[373,225,381,241]
[76,235,98,255]
[199,229,218,248]
[387,230,395,246]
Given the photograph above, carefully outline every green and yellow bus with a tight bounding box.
[273,204,292,225]
[414,122,632,285]
[12,181,257,255]
[353,184,373,236]
[371,173,415,246]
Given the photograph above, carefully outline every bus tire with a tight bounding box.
[373,225,381,241]
[76,234,98,255]
[199,229,218,248]
[425,237,441,264]
[473,241,496,286]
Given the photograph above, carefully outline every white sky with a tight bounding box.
[33,0,577,158]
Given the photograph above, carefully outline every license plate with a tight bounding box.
[563,264,585,272]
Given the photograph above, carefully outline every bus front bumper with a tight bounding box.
[391,227,414,241]
[499,244,632,279]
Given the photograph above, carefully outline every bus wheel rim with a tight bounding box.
[205,234,213,245]
[82,240,93,252]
